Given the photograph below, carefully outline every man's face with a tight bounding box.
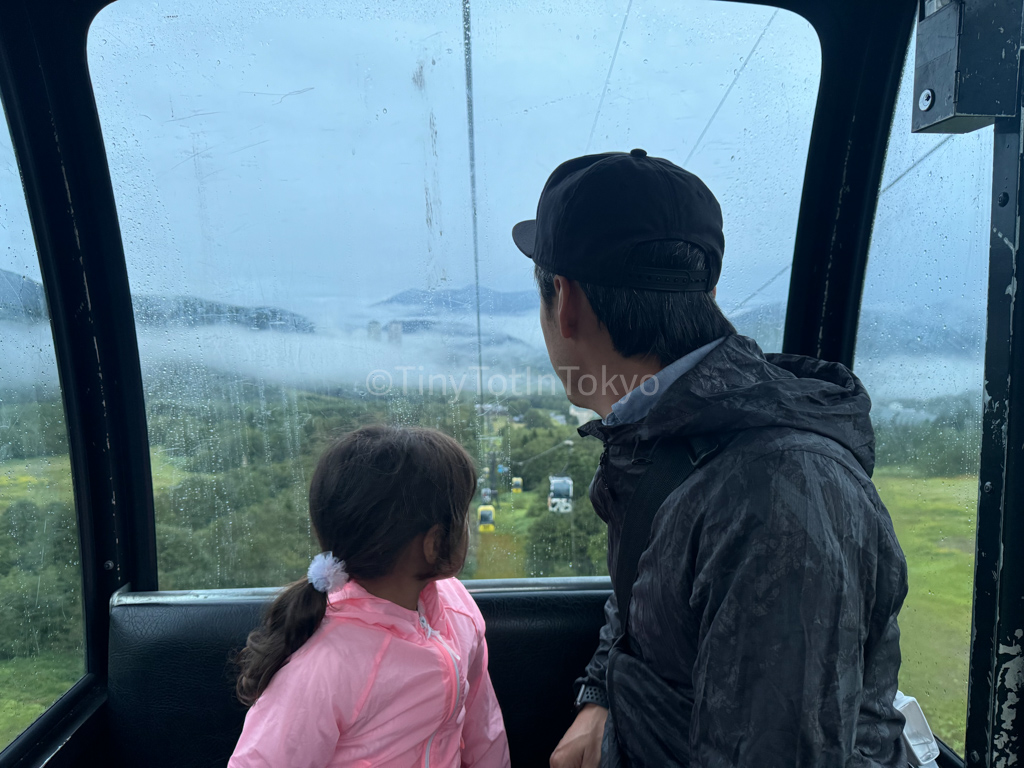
[538,289,581,405]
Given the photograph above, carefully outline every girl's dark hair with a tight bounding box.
[536,240,736,366]
[235,425,477,706]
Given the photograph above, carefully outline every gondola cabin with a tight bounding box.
[478,505,496,534]
[547,476,575,514]
[0,0,1021,766]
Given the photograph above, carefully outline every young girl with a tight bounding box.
[230,425,510,768]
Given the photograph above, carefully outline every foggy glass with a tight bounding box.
[86,0,821,588]
[0,128,85,748]
[854,40,991,756]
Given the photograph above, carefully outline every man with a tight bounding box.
[512,150,908,767]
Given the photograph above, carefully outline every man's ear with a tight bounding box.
[422,524,442,567]
[553,275,578,340]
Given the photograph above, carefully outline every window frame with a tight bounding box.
[0,0,156,764]
[4,0,1011,765]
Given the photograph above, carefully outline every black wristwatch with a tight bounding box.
[575,684,609,711]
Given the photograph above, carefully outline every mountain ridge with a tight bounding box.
[731,301,984,359]
[0,268,315,333]
[1,268,987,358]
[376,284,539,315]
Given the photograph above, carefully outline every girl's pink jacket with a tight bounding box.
[229,577,510,768]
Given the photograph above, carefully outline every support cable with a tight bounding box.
[727,135,954,315]
[727,264,791,315]
[586,0,634,153]
[683,10,777,167]
[461,0,486,432]
[878,135,953,198]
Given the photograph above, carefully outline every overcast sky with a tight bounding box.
[76,0,824,324]
[0,0,995,335]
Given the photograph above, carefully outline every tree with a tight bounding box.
[526,495,608,578]
[523,409,552,429]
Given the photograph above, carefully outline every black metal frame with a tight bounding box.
[0,0,155,764]
[0,0,1017,764]
[965,79,1024,768]
[0,0,159,629]
[781,0,918,364]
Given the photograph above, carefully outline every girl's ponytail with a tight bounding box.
[235,579,328,706]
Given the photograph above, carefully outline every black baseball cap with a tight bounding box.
[512,149,724,292]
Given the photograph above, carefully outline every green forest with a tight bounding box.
[0,381,982,753]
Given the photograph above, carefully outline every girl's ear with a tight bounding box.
[422,524,443,567]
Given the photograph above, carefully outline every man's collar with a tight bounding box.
[601,337,726,427]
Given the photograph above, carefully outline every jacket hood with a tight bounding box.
[579,335,876,474]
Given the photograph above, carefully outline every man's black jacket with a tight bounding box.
[575,335,909,767]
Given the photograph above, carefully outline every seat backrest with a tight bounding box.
[107,580,609,768]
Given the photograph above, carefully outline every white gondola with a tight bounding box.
[547,475,574,513]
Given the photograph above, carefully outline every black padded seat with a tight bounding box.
[107,578,610,768]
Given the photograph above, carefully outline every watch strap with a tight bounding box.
[575,684,609,711]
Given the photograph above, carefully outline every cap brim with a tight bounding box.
[512,220,537,257]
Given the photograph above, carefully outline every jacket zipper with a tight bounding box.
[599,447,615,498]
[420,614,462,768]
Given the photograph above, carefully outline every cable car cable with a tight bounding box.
[585,0,634,153]
[513,438,575,467]
[725,134,954,316]
[461,0,486,433]
[683,10,778,167]
[727,263,791,315]
[878,134,953,198]
[558,453,572,475]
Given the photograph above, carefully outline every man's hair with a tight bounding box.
[535,240,736,366]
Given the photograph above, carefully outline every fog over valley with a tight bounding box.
[1,265,985,408]
[0,0,995,426]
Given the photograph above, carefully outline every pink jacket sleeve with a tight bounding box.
[460,625,511,767]
[228,640,364,768]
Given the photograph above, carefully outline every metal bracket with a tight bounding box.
[912,0,1023,133]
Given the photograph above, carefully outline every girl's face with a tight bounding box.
[423,512,471,580]
[448,513,471,576]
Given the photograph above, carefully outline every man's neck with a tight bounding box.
[584,357,664,418]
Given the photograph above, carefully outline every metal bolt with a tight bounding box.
[918,89,934,111]
[970,751,981,764]
[984,481,994,494]
[999,191,1010,207]
[103,560,115,571]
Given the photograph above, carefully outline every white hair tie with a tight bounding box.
[307,552,349,593]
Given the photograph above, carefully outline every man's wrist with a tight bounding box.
[574,684,609,711]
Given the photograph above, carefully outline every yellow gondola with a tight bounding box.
[477,504,496,533]
[511,476,523,493]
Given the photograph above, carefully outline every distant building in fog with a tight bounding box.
[368,320,382,341]
[475,403,508,415]
[387,321,402,345]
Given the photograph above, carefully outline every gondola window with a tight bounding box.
[86,0,820,586]
[0,125,85,749]
[853,40,991,757]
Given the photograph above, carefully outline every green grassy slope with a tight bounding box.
[874,472,976,755]
[0,455,978,755]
